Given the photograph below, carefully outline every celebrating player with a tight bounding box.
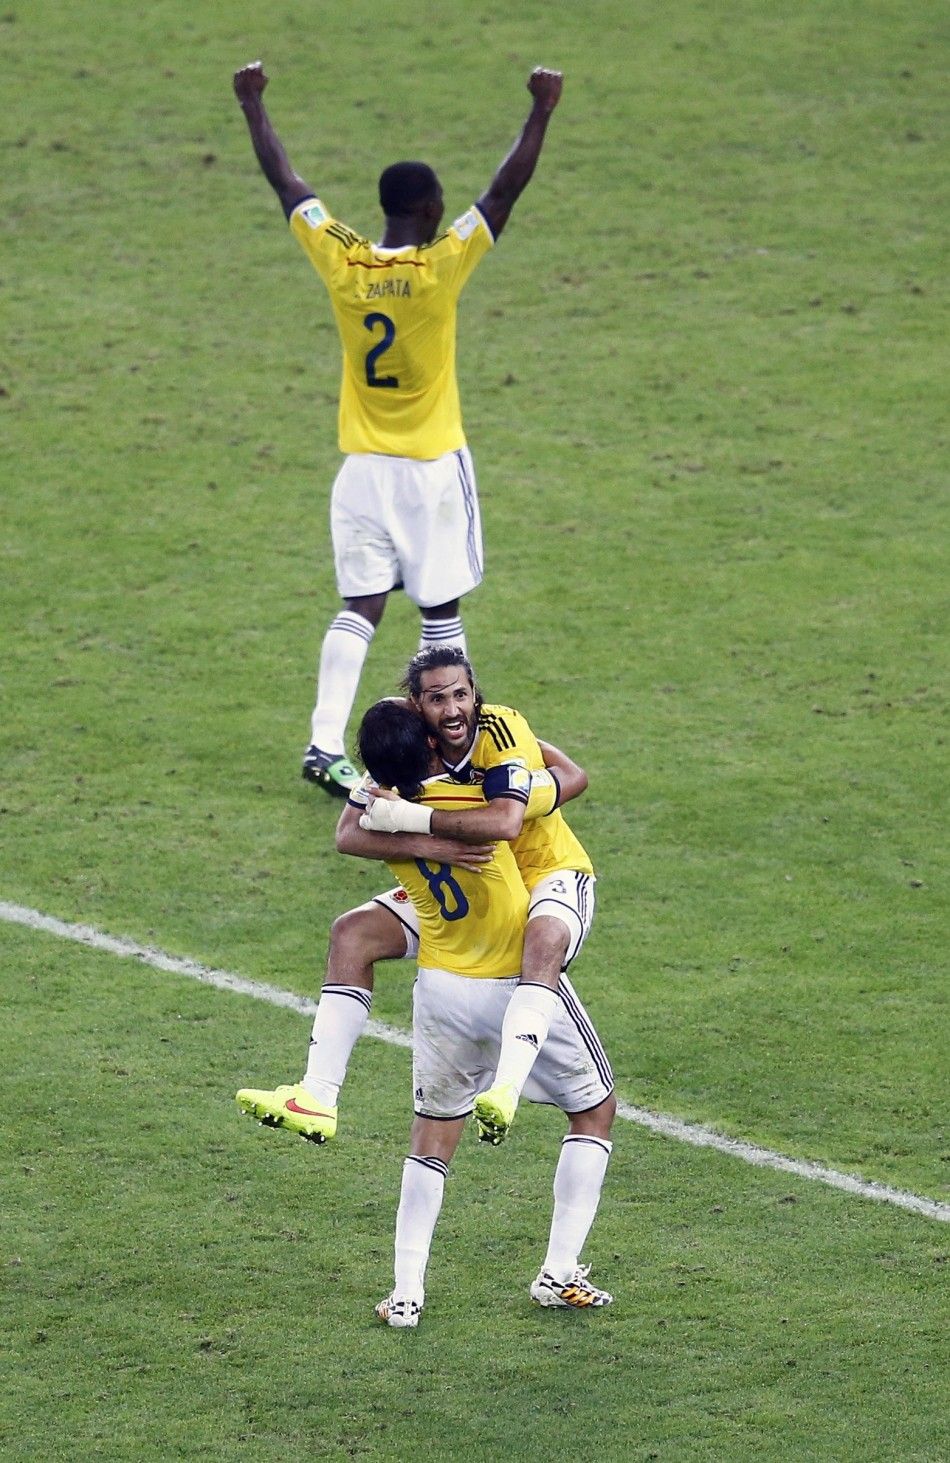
[237,647,597,1146]
[233,61,564,794]
[361,700,615,1324]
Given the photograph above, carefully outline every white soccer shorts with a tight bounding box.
[329,447,484,606]
[527,871,596,972]
[411,967,614,1120]
[372,887,421,959]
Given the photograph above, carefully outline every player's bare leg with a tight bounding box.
[236,902,406,1141]
[300,902,407,1104]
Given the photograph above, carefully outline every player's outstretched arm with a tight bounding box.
[336,801,493,870]
[233,61,313,216]
[476,67,563,239]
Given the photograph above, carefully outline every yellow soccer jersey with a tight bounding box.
[289,197,494,459]
[380,775,528,980]
[448,704,595,891]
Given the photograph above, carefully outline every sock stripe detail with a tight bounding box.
[419,617,464,644]
[318,985,373,1013]
[407,1155,449,1179]
[329,612,375,644]
[562,1134,613,1156]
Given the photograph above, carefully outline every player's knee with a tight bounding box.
[522,914,570,985]
[568,1091,616,1140]
[327,905,395,968]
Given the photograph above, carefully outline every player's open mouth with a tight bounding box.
[441,717,468,738]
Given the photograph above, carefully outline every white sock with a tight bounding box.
[310,611,375,753]
[393,1155,448,1303]
[491,983,559,1098]
[418,614,466,653]
[301,984,372,1107]
[542,1134,613,1283]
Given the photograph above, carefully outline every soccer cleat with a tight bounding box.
[473,1082,519,1145]
[235,1083,337,1143]
[375,1294,422,1329]
[302,745,361,796]
[530,1264,613,1310]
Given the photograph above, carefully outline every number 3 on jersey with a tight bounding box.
[414,860,470,922]
[364,312,398,388]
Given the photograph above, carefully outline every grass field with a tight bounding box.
[3,0,948,1458]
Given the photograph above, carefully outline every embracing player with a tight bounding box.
[356,699,615,1324]
[238,647,599,1145]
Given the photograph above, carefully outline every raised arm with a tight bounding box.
[233,61,314,217]
[476,67,563,239]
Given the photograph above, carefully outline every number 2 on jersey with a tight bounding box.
[364,312,398,388]
[414,860,470,922]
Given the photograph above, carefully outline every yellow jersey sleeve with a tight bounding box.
[524,769,560,820]
[473,705,595,889]
[288,199,493,458]
[382,777,528,979]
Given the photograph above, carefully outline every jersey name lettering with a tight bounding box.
[366,279,412,300]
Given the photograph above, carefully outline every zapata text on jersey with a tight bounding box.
[365,279,412,300]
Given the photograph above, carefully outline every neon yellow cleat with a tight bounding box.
[236,1083,337,1143]
[472,1082,519,1145]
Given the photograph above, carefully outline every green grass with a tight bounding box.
[3,0,948,1457]
[4,937,948,1460]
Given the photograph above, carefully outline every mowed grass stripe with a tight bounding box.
[4,896,947,1225]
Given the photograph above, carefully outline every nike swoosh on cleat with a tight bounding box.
[285,1098,334,1118]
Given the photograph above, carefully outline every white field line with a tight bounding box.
[3,897,948,1225]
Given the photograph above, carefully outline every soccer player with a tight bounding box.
[358,700,615,1324]
[233,60,564,795]
[237,649,594,1145]
[353,646,597,1141]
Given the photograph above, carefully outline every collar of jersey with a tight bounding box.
[422,772,455,788]
[441,740,477,782]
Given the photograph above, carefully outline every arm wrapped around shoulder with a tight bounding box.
[359,796,433,835]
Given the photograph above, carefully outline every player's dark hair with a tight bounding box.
[378,161,440,217]
[357,699,431,800]
[400,646,484,713]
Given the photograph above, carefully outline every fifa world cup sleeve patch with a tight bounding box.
[347,772,374,808]
[482,760,531,804]
[298,198,329,228]
[451,208,481,241]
